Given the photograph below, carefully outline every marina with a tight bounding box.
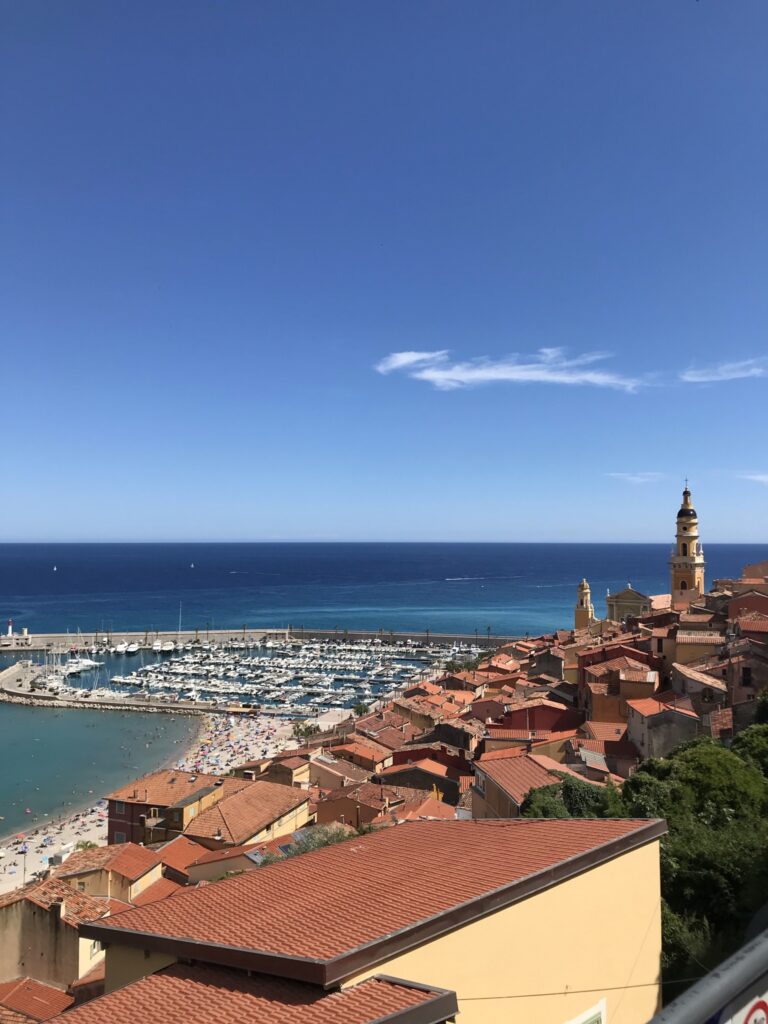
[0,635,460,717]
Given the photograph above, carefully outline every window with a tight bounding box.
[743,667,753,686]
[656,639,663,654]
[114,800,125,815]
[90,940,102,956]
[114,831,127,844]
[681,543,688,556]
[680,580,688,591]
[474,772,485,796]
[77,881,86,891]
[149,807,159,818]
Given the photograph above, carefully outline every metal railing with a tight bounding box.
[649,928,768,1024]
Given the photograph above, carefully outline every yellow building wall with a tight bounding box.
[105,946,176,993]
[671,642,720,666]
[127,863,164,901]
[248,801,310,844]
[346,840,662,1024]
[77,935,106,981]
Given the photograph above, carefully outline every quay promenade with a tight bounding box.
[0,624,512,653]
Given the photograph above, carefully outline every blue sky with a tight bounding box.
[1,1,767,542]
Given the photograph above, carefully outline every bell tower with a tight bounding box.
[575,578,595,630]
[669,483,706,598]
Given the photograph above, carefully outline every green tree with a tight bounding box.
[755,690,768,725]
[353,702,370,717]
[731,724,768,777]
[74,840,98,851]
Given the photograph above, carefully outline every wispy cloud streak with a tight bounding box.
[740,473,768,485]
[376,347,641,392]
[680,359,766,383]
[607,472,664,485]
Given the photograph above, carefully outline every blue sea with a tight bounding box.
[0,542,764,638]
[1,542,765,838]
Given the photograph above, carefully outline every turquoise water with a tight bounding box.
[0,703,198,839]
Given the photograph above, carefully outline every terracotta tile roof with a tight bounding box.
[54,843,161,882]
[0,981,73,1022]
[329,740,391,763]
[569,738,640,760]
[154,835,207,875]
[70,962,106,991]
[130,876,184,907]
[106,770,223,805]
[672,663,728,692]
[272,756,307,770]
[582,721,628,742]
[46,964,454,1024]
[585,657,648,677]
[737,613,768,633]
[0,878,110,927]
[190,842,262,866]
[184,780,309,845]
[319,782,433,812]
[378,758,456,780]
[675,631,724,645]
[356,724,422,750]
[371,797,455,825]
[708,706,734,739]
[475,754,561,804]
[88,818,661,979]
[626,696,699,720]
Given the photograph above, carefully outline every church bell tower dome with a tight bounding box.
[670,483,706,598]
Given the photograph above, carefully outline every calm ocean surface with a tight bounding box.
[0,703,198,839]
[0,542,765,637]
[1,542,765,837]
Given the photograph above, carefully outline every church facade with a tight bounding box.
[577,484,705,627]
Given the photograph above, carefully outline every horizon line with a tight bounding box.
[0,539,765,547]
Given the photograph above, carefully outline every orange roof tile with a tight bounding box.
[475,754,560,805]
[55,843,161,882]
[46,965,454,1024]
[0,878,110,928]
[0,980,73,1022]
[86,818,663,984]
[155,835,206,875]
[582,721,628,742]
[106,770,223,805]
[626,697,699,719]
[184,780,309,846]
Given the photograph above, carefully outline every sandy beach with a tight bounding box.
[0,712,293,896]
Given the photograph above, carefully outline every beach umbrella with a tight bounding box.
[0,849,6,858]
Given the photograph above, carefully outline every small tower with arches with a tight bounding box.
[669,483,706,598]
[575,578,595,630]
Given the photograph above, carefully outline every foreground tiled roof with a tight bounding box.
[0,878,110,927]
[85,818,663,984]
[54,843,161,882]
[184,779,309,845]
[0,980,73,1022]
[46,964,455,1024]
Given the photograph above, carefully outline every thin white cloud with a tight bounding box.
[376,347,641,392]
[607,472,664,485]
[740,473,768,485]
[375,350,449,374]
[680,359,766,383]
